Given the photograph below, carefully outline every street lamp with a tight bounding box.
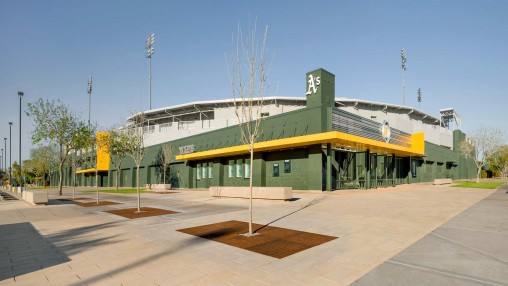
[8,122,12,188]
[145,33,155,110]
[18,91,23,191]
[3,138,6,177]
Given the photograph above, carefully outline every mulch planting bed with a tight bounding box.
[55,199,75,202]
[104,207,179,219]
[177,220,338,259]
[76,201,121,207]
[56,197,91,202]
[70,197,93,200]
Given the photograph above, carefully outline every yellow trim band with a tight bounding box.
[176,131,425,161]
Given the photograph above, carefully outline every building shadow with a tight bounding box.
[0,221,123,281]
[0,222,69,281]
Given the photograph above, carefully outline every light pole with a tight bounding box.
[401,48,407,106]
[88,76,92,131]
[3,138,6,177]
[18,91,23,191]
[8,122,12,188]
[146,33,155,110]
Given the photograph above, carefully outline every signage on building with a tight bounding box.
[179,144,196,155]
[305,74,321,95]
[381,120,391,143]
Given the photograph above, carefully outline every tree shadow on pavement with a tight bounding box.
[255,194,329,233]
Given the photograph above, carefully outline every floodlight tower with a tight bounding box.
[401,48,407,106]
[417,88,422,110]
[146,33,155,110]
[88,76,93,131]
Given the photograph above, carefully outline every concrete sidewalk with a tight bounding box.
[352,184,508,286]
[0,184,501,285]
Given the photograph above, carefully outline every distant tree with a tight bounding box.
[22,159,36,185]
[26,98,92,195]
[460,127,504,183]
[487,145,508,178]
[12,161,21,187]
[161,144,175,186]
[99,129,131,191]
[125,112,148,212]
[226,20,271,236]
[27,144,58,187]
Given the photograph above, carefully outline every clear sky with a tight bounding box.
[1,0,507,163]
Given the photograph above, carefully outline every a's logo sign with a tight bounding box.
[306,74,321,95]
[381,121,391,143]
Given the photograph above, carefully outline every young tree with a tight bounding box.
[26,98,92,195]
[460,126,504,183]
[68,150,84,198]
[125,112,147,212]
[161,144,175,187]
[226,20,271,236]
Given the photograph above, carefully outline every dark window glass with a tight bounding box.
[273,163,279,177]
[284,160,291,173]
[411,160,417,178]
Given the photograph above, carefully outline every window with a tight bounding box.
[244,159,250,178]
[284,160,291,173]
[143,125,155,134]
[208,163,213,178]
[159,123,172,132]
[197,164,201,180]
[273,163,279,177]
[236,160,243,177]
[202,163,207,178]
[228,160,234,178]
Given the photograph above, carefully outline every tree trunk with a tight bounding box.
[73,172,76,199]
[248,143,254,236]
[58,162,64,196]
[136,165,141,212]
[163,167,166,185]
[476,168,481,183]
[96,169,99,204]
[116,168,120,191]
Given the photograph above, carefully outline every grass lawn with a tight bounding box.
[84,188,150,194]
[452,181,504,189]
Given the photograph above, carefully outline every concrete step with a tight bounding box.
[0,191,19,201]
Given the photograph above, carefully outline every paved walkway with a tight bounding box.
[0,183,503,285]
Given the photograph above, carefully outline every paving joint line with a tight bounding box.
[387,259,505,286]
[431,231,508,265]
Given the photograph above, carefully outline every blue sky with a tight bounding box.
[1,0,507,162]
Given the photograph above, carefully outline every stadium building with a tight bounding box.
[71,68,475,191]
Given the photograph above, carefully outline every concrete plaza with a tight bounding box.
[0,183,506,285]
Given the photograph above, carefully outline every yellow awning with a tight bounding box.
[175,131,425,161]
[75,168,108,174]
